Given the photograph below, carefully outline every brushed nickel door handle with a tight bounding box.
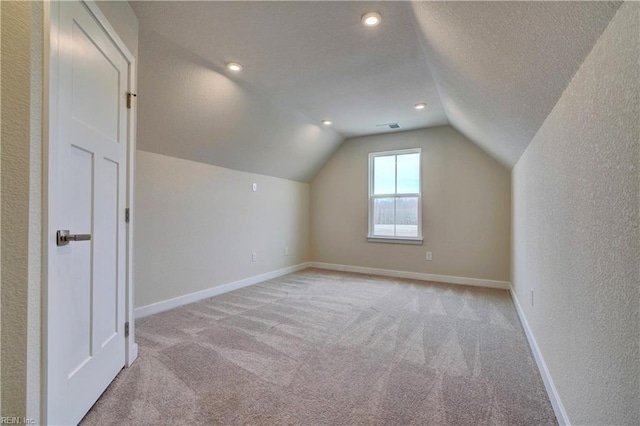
[57,230,92,246]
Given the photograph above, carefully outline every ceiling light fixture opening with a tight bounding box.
[226,62,242,72]
[414,103,427,110]
[362,12,382,27]
[321,120,332,126]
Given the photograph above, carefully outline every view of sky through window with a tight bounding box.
[374,153,419,195]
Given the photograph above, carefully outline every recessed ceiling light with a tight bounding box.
[321,120,332,126]
[414,103,427,110]
[226,62,242,72]
[362,12,381,27]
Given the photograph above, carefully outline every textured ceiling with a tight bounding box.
[411,1,621,167]
[135,26,344,182]
[131,1,448,138]
[130,1,621,178]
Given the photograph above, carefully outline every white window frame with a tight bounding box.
[368,148,423,244]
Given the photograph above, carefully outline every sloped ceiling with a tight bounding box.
[135,26,344,182]
[130,1,621,180]
[411,1,621,167]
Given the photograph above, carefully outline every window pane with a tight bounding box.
[396,153,420,194]
[395,196,419,237]
[373,197,395,236]
[374,155,395,195]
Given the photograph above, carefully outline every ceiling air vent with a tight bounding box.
[376,122,401,129]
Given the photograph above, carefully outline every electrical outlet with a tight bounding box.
[284,246,289,256]
[426,251,433,261]
[252,183,258,192]
[531,289,534,307]
[252,252,257,262]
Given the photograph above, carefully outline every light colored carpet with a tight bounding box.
[82,268,557,425]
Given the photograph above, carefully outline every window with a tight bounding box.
[368,148,422,244]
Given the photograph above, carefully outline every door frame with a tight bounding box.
[43,0,137,421]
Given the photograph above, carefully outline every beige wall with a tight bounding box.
[1,2,3,416]
[512,2,639,424]
[311,126,511,282]
[134,150,311,308]
[1,1,43,419]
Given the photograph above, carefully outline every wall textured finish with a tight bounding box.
[24,3,42,419]
[134,150,311,308]
[0,1,42,419]
[0,2,3,416]
[311,126,511,282]
[512,3,639,424]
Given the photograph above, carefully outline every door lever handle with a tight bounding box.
[57,230,92,246]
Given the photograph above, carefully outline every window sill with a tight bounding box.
[367,236,424,245]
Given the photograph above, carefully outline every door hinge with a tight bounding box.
[125,207,130,223]
[125,322,130,338]
[127,92,137,109]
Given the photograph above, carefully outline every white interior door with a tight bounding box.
[48,1,129,424]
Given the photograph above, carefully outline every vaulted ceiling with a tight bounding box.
[410,1,621,167]
[130,1,621,181]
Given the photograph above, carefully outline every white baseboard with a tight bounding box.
[134,262,312,319]
[510,288,570,426]
[134,262,508,319]
[308,262,511,290]
[134,261,566,423]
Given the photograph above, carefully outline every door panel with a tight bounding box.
[70,15,120,141]
[66,146,94,373]
[94,158,120,348]
[48,1,129,424]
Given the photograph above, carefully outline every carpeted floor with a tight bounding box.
[81,268,557,425]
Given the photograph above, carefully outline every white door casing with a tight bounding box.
[46,1,136,424]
